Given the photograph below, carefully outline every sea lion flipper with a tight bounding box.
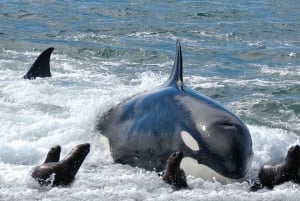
[250,182,263,192]
[158,171,165,177]
[180,169,188,187]
[24,47,54,79]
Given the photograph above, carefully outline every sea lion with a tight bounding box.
[250,144,300,191]
[162,151,188,190]
[31,143,90,187]
[43,145,61,163]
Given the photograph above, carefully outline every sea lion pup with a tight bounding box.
[43,145,61,163]
[162,151,188,190]
[250,145,300,191]
[31,143,90,187]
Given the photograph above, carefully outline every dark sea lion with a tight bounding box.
[250,145,300,191]
[162,151,188,190]
[24,47,54,79]
[31,143,90,187]
[43,145,61,163]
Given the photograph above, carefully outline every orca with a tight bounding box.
[97,41,253,181]
[23,47,54,79]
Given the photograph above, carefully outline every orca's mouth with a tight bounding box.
[180,157,242,184]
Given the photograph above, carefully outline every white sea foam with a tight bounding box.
[260,65,300,77]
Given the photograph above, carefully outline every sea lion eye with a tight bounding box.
[171,152,177,157]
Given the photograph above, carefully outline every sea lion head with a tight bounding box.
[44,145,61,163]
[286,144,300,168]
[72,143,90,158]
[167,151,184,169]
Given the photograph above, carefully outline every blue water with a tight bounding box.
[0,1,299,200]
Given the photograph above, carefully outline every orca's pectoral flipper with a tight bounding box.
[165,40,183,89]
[23,47,54,79]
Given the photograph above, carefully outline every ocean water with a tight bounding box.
[0,0,299,200]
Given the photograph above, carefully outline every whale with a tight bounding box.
[23,47,54,79]
[97,41,253,181]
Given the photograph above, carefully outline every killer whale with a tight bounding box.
[23,47,54,79]
[97,41,253,180]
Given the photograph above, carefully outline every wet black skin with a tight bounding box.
[97,41,253,180]
[23,47,54,79]
[31,143,90,187]
[162,151,188,190]
[251,145,300,191]
[43,145,61,164]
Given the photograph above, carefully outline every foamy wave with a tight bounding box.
[260,65,300,77]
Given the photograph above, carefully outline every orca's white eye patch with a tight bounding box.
[180,131,199,151]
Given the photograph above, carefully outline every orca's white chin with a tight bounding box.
[180,157,241,184]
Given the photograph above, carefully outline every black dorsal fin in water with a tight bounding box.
[165,40,183,89]
[24,47,54,79]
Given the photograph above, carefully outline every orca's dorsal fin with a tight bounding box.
[23,47,54,79]
[166,40,183,89]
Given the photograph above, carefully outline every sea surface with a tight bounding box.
[0,0,299,200]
